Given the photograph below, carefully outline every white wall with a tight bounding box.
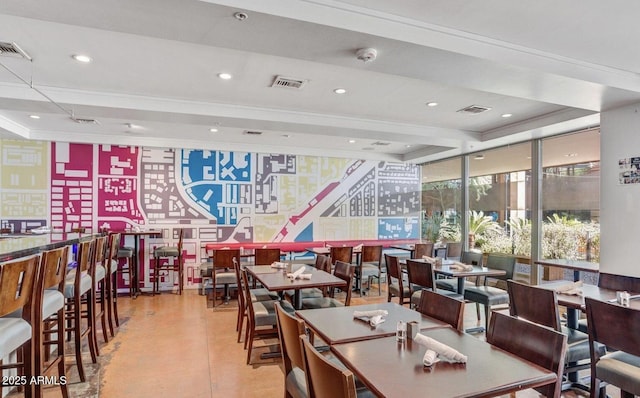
[600,101,640,277]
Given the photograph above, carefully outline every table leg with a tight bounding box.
[132,236,141,298]
[293,290,302,310]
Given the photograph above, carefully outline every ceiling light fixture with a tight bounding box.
[348,139,356,143]
[474,154,485,160]
[29,115,40,119]
[218,73,232,80]
[405,145,412,148]
[125,123,143,130]
[233,12,248,21]
[355,47,378,63]
[72,54,92,63]
[501,113,513,118]
[334,88,346,94]
[209,128,218,133]
[426,102,438,107]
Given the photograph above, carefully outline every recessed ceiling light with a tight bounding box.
[426,102,438,107]
[125,123,143,130]
[29,115,40,119]
[474,154,485,160]
[209,128,218,133]
[218,73,233,80]
[501,113,513,118]
[348,139,356,143]
[72,54,92,63]
[282,134,290,138]
[233,12,248,21]
[405,145,412,148]
[334,88,347,94]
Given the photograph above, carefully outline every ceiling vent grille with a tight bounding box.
[372,141,391,146]
[244,130,263,135]
[457,105,492,114]
[0,41,32,61]
[71,117,99,125]
[271,75,307,89]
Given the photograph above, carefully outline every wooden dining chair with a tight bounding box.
[585,297,640,398]
[330,246,353,266]
[463,253,515,330]
[211,249,239,306]
[444,241,463,259]
[300,335,359,398]
[412,242,434,259]
[487,312,567,398]
[507,280,605,392]
[0,256,38,398]
[255,248,282,265]
[301,261,355,309]
[358,245,382,296]
[152,228,184,295]
[415,289,465,331]
[406,259,462,308]
[435,250,484,293]
[384,254,412,306]
[275,301,309,398]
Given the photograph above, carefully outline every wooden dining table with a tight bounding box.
[331,327,557,398]
[296,302,449,345]
[245,264,346,309]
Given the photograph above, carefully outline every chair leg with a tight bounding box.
[178,255,183,295]
[70,295,86,382]
[246,326,255,364]
[476,302,481,321]
[484,305,490,331]
[106,273,115,337]
[87,290,100,361]
[98,279,109,344]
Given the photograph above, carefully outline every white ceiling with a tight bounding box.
[0,0,635,163]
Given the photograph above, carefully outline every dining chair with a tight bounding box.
[301,261,355,309]
[444,241,463,259]
[300,335,375,398]
[64,238,99,382]
[255,248,282,265]
[487,312,567,398]
[463,253,515,330]
[585,296,640,398]
[152,228,184,295]
[384,254,412,306]
[415,289,465,331]
[233,257,278,343]
[211,249,239,307]
[0,256,38,398]
[435,250,484,293]
[406,259,462,309]
[412,242,434,259]
[275,301,309,398]
[507,280,605,392]
[357,245,382,296]
[329,246,353,266]
[241,269,294,364]
[32,246,69,398]
[577,272,640,333]
[285,255,328,302]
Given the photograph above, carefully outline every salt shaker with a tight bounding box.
[396,321,406,342]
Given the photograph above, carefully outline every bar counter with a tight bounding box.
[0,232,96,262]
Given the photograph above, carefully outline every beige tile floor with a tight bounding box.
[21,281,620,398]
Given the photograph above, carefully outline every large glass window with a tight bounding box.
[421,158,461,244]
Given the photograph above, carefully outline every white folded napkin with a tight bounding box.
[554,281,583,296]
[298,273,312,280]
[369,315,385,326]
[287,266,306,279]
[422,255,436,263]
[423,350,439,366]
[353,310,388,326]
[271,261,288,268]
[414,333,467,365]
[449,261,474,271]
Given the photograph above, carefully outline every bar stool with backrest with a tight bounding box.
[507,280,605,392]
[585,296,640,398]
[406,259,463,309]
[152,228,184,295]
[64,239,98,382]
[105,233,122,337]
[254,248,282,265]
[91,235,109,347]
[301,261,355,309]
[116,238,135,298]
[357,245,382,296]
[211,249,239,306]
[384,254,412,306]
[0,256,37,398]
[487,312,568,398]
[463,253,515,330]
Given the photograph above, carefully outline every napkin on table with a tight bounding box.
[554,281,583,296]
[422,256,436,263]
[449,261,474,271]
[414,333,467,366]
[353,309,388,327]
[287,266,312,280]
[271,261,288,269]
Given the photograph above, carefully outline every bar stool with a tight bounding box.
[105,233,122,336]
[91,235,109,346]
[0,256,38,398]
[116,242,135,298]
[64,239,98,382]
[152,228,184,295]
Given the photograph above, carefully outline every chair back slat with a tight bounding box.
[330,246,353,265]
[254,248,281,265]
[360,245,382,264]
[486,253,516,280]
[300,335,357,398]
[275,302,307,377]
[416,289,465,331]
[585,297,640,356]
[332,261,355,306]
[487,312,567,398]
[445,242,462,258]
[406,259,436,291]
[213,249,240,270]
[40,246,69,291]
[384,254,401,279]
[76,240,95,274]
[0,256,38,318]
[507,280,562,332]
[94,235,108,266]
[413,243,434,259]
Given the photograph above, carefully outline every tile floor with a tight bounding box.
[18,282,619,398]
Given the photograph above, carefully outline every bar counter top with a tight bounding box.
[0,232,96,262]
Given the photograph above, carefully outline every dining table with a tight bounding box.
[118,229,163,297]
[331,327,557,398]
[245,264,346,309]
[534,258,600,282]
[296,302,450,345]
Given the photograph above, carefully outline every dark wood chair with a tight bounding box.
[300,335,359,398]
[152,228,184,295]
[255,248,282,265]
[507,280,605,392]
[406,259,462,308]
[210,248,239,306]
[412,242,434,259]
[330,246,353,266]
[384,254,412,306]
[358,245,382,296]
[463,253,515,330]
[435,250,484,293]
[302,261,355,309]
[287,255,329,301]
[275,301,309,398]
[415,289,465,331]
[92,235,109,346]
[444,241,463,259]
[487,312,567,398]
[585,296,640,398]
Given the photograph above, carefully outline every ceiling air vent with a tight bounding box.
[0,41,32,61]
[71,117,99,125]
[457,105,492,114]
[271,75,307,89]
[371,141,391,146]
[244,130,263,136]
